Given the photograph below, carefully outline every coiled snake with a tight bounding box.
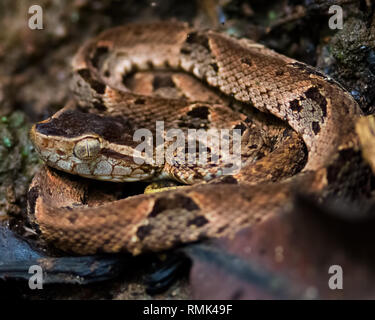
[28,22,368,255]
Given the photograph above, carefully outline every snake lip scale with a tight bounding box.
[28,21,366,255]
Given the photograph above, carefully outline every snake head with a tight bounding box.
[30,108,159,182]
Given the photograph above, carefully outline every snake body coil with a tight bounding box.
[29,22,365,255]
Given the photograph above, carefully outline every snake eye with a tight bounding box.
[74,138,101,160]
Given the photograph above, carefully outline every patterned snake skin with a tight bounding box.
[28,22,367,255]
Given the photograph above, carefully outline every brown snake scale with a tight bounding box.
[28,22,368,255]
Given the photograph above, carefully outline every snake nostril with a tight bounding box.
[56,149,65,156]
